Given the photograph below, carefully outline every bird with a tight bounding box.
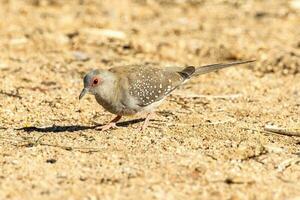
[79,60,255,131]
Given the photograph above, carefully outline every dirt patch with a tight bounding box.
[0,0,299,199]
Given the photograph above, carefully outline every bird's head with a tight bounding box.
[79,69,115,100]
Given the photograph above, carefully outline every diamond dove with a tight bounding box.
[79,60,255,131]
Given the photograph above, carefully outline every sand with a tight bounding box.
[0,0,299,199]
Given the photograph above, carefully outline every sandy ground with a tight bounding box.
[0,0,300,199]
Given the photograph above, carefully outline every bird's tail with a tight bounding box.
[194,60,255,76]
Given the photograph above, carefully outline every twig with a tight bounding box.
[165,119,235,127]
[81,28,126,39]
[34,134,47,144]
[264,125,300,137]
[204,118,236,125]
[171,93,242,100]
[211,178,255,185]
[241,126,300,137]
[0,90,22,99]
[277,158,300,172]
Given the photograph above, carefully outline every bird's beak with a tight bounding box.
[79,88,88,100]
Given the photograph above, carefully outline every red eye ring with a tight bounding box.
[93,78,98,85]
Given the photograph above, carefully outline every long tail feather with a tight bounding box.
[194,60,255,76]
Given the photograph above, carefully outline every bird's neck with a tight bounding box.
[94,74,121,113]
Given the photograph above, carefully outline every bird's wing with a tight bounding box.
[110,65,187,107]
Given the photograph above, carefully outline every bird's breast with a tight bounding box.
[94,94,139,116]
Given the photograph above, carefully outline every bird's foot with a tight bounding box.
[97,122,118,131]
[139,113,153,132]
[96,115,122,131]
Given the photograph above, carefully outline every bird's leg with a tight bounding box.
[140,113,154,131]
[99,115,122,131]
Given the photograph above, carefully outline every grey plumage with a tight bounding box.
[193,60,255,76]
[79,60,255,130]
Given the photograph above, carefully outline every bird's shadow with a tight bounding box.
[16,118,145,133]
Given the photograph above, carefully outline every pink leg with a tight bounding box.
[99,115,122,131]
[140,113,153,131]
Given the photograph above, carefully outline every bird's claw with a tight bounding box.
[139,126,147,132]
[96,123,118,131]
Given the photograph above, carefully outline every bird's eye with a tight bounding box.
[93,78,98,85]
